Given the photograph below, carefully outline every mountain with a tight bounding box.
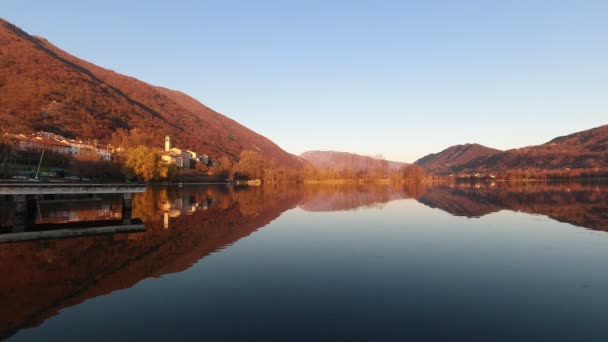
[415,125,608,176]
[300,150,407,173]
[414,143,502,175]
[451,125,608,176]
[0,18,302,168]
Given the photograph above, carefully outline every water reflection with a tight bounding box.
[417,182,608,231]
[1,182,607,340]
[296,182,608,232]
[0,185,302,340]
[34,195,123,225]
[298,184,410,212]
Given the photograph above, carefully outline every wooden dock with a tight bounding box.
[0,183,146,195]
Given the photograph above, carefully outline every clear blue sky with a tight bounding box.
[3,0,607,162]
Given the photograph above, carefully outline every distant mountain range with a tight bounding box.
[0,18,302,169]
[300,150,407,172]
[415,125,608,176]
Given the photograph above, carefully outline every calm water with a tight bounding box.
[1,182,608,341]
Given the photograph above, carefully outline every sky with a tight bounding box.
[3,0,608,162]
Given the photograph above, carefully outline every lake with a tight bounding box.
[1,182,608,341]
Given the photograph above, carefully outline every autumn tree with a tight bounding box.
[209,155,233,179]
[234,150,264,180]
[0,122,17,176]
[194,160,208,173]
[71,150,122,181]
[110,128,156,150]
[123,146,166,182]
[71,150,101,177]
[303,164,318,180]
[157,160,178,180]
[398,164,427,182]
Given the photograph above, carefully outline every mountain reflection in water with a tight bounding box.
[0,182,607,340]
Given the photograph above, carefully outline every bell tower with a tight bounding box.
[165,135,170,152]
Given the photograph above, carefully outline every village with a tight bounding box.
[159,135,214,169]
[1,131,215,181]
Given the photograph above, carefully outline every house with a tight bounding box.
[161,152,185,168]
[16,135,72,155]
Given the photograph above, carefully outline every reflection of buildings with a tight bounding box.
[160,193,213,229]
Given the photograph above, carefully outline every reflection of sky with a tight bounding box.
[14,198,608,341]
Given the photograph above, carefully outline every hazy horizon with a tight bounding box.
[3,0,607,162]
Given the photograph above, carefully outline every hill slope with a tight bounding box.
[414,144,502,175]
[454,125,608,175]
[0,18,302,168]
[300,150,407,173]
[415,125,608,176]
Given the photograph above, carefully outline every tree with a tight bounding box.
[0,117,19,176]
[234,150,264,180]
[157,159,178,180]
[110,128,156,150]
[71,150,101,177]
[209,155,233,179]
[71,150,122,181]
[398,164,426,182]
[303,164,318,180]
[124,146,160,182]
[194,160,208,173]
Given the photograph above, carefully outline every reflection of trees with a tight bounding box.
[131,187,170,219]
[299,184,409,212]
[401,182,427,199]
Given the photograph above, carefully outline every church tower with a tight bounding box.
[165,135,170,152]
